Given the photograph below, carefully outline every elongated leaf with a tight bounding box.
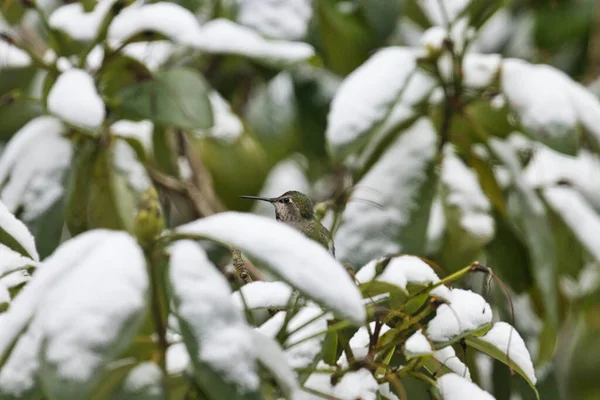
[0,230,117,365]
[325,47,420,160]
[115,68,213,130]
[168,240,260,400]
[466,322,539,399]
[488,138,558,326]
[501,59,579,155]
[543,186,600,262]
[0,201,38,262]
[174,213,365,325]
[38,232,148,399]
[335,118,438,266]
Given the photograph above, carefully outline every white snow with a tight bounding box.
[47,69,106,129]
[349,322,391,349]
[0,230,114,359]
[476,322,536,385]
[463,54,502,89]
[111,120,154,154]
[326,47,419,159]
[195,91,243,143]
[0,200,39,261]
[0,244,37,279]
[437,373,495,400]
[434,346,471,380]
[166,342,190,374]
[523,145,600,209]
[49,0,117,41]
[174,212,366,325]
[190,19,315,65]
[108,2,203,45]
[0,270,30,291]
[121,41,174,72]
[236,0,312,40]
[257,311,287,338]
[334,119,437,265]
[421,26,447,53]
[501,59,578,150]
[0,41,32,68]
[231,281,293,310]
[426,196,446,254]
[355,255,451,299]
[37,232,147,398]
[0,283,8,305]
[168,240,259,391]
[284,305,329,369]
[250,330,299,398]
[303,367,379,400]
[543,187,600,261]
[113,140,152,193]
[568,78,600,148]
[405,329,433,358]
[0,116,72,221]
[117,362,164,398]
[0,316,43,397]
[251,155,309,218]
[427,289,492,343]
[442,148,494,244]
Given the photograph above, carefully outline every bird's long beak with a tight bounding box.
[240,195,275,203]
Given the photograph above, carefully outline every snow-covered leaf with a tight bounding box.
[0,200,39,261]
[108,2,203,45]
[37,231,147,399]
[174,212,366,325]
[437,373,495,400]
[0,244,37,280]
[543,187,600,262]
[236,0,312,40]
[109,3,314,66]
[0,230,114,363]
[501,59,579,155]
[355,255,451,304]
[405,329,433,358]
[489,138,558,326]
[47,69,106,130]
[110,120,154,156]
[191,19,315,66]
[326,47,423,160]
[120,41,175,73]
[426,289,492,345]
[523,145,600,209]
[303,367,379,400]
[168,240,260,399]
[0,116,72,222]
[49,0,117,41]
[466,322,538,398]
[250,330,299,399]
[439,147,494,262]
[231,281,293,310]
[0,41,31,69]
[335,118,438,266]
[115,67,213,130]
[112,361,165,400]
[430,346,472,380]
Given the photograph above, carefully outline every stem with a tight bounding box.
[147,250,168,373]
[285,320,351,349]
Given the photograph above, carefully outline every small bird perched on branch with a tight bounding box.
[240,190,335,257]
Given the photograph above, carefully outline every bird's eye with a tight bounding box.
[282,197,290,203]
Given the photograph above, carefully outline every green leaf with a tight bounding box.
[466,322,539,400]
[65,139,98,235]
[111,362,166,400]
[488,138,558,327]
[115,68,213,130]
[314,0,374,76]
[89,359,138,400]
[97,55,153,99]
[29,194,65,260]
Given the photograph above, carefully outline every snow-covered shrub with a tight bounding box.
[1,0,599,399]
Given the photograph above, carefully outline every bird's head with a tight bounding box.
[240,190,315,222]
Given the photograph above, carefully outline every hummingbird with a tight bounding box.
[240,190,335,257]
